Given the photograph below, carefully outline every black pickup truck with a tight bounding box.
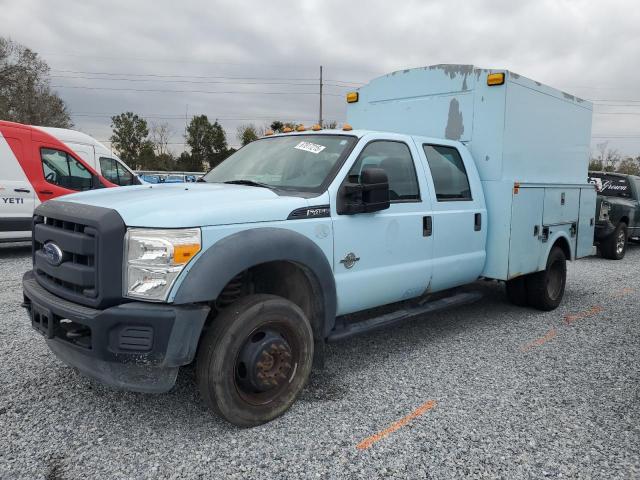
[588,171,640,259]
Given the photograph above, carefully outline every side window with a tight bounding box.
[41,148,93,191]
[116,161,135,186]
[99,157,135,186]
[99,157,119,184]
[348,141,420,201]
[423,145,472,201]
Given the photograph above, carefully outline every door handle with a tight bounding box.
[14,188,31,193]
[39,190,54,195]
[474,213,482,231]
[423,216,432,237]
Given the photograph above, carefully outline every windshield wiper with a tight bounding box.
[223,179,272,189]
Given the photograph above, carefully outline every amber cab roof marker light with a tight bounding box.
[342,123,353,131]
[264,130,274,136]
[296,125,307,132]
[487,72,505,86]
[346,91,359,103]
[282,127,293,133]
[311,124,322,131]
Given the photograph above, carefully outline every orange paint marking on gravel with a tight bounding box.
[613,288,634,298]
[563,305,603,325]
[356,400,437,450]
[521,328,558,352]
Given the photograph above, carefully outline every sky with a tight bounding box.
[2,0,640,155]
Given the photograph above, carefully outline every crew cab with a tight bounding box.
[0,121,116,243]
[22,65,596,427]
[588,171,640,259]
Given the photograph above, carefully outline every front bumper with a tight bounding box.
[22,271,209,393]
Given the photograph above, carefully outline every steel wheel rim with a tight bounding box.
[546,261,564,300]
[234,322,300,406]
[616,230,625,255]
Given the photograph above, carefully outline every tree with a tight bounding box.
[185,115,229,170]
[237,123,259,146]
[137,141,157,170]
[323,121,338,129]
[270,120,284,133]
[110,112,150,166]
[593,141,621,172]
[0,37,72,127]
[616,157,640,176]
[150,121,173,156]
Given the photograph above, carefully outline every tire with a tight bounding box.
[505,276,528,306]
[196,294,314,427]
[526,246,567,311]
[600,222,628,260]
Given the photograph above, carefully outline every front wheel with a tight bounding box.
[196,294,314,427]
[600,222,628,260]
[526,246,567,311]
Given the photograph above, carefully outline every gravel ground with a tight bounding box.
[0,241,639,479]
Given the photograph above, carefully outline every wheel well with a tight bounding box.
[216,261,325,340]
[619,216,629,226]
[552,236,572,261]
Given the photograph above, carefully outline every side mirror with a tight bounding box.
[337,167,390,215]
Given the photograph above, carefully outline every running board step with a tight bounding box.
[327,291,482,342]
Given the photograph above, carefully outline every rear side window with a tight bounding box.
[348,141,420,201]
[99,157,136,186]
[41,148,92,191]
[588,173,632,198]
[423,145,472,201]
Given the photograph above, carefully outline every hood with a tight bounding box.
[61,183,311,227]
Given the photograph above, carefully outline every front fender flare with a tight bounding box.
[172,227,337,337]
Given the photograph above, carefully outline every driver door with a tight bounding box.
[330,135,434,316]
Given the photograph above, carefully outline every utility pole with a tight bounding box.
[319,65,323,127]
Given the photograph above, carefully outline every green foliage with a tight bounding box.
[237,124,259,146]
[0,37,72,127]
[186,115,229,169]
[270,121,284,133]
[110,112,150,166]
[616,157,640,176]
[589,159,603,171]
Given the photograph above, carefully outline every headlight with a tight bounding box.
[124,228,201,301]
[599,201,610,221]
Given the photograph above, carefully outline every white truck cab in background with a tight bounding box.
[35,127,142,186]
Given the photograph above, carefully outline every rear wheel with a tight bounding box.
[526,246,567,311]
[196,294,314,427]
[600,222,628,260]
[505,276,528,306]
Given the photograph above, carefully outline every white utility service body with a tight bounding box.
[347,64,596,281]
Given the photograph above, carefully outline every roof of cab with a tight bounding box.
[34,126,110,150]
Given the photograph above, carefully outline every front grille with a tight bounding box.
[33,217,98,299]
[32,201,126,309]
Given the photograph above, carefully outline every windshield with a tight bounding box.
[588,173,632,198]
[203,134,357,191]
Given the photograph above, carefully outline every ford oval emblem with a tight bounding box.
[43,242,64,266]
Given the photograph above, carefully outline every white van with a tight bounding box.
[35,127,142,187]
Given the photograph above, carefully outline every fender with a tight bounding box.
[539,228,574,271]
[172,227,337,337]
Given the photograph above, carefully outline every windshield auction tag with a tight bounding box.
[294,141,326,154]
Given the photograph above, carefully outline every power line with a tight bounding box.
[51,85,344,96]
[49,69,365,86]
[49,74,353,88]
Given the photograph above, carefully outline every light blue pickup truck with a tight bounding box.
[22,65,596,426]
